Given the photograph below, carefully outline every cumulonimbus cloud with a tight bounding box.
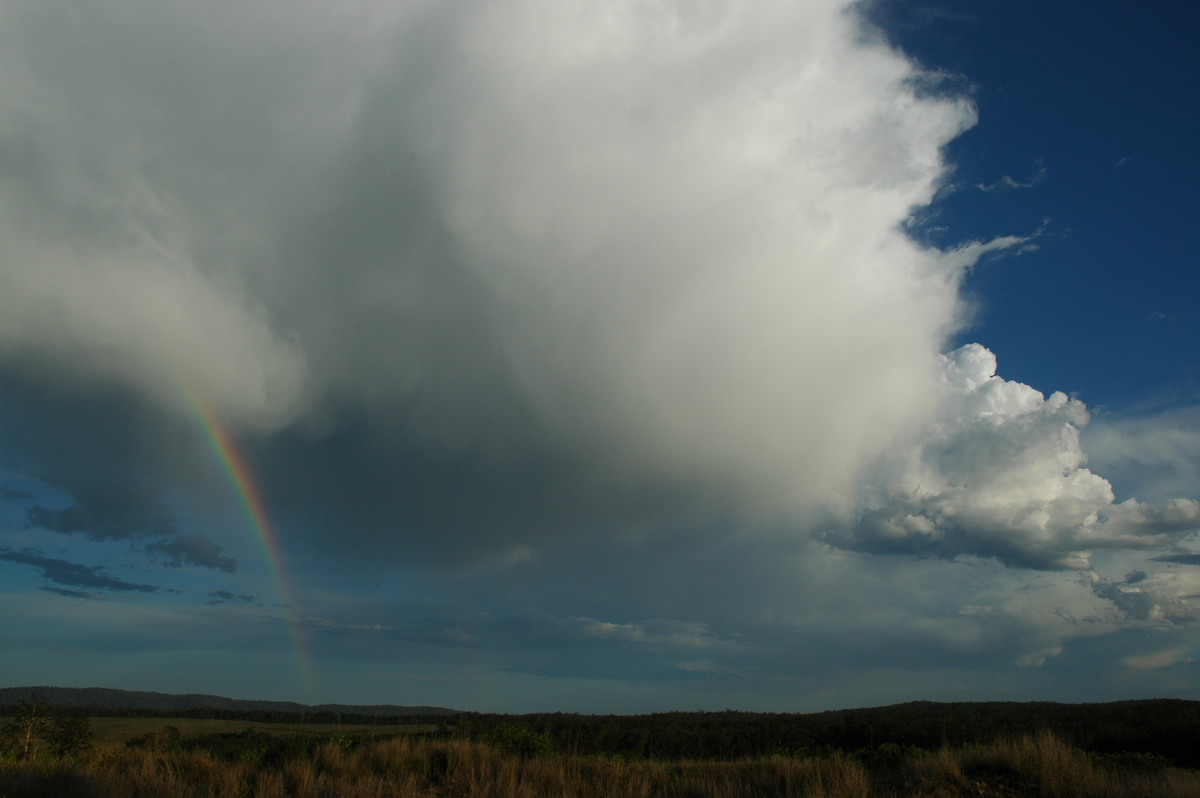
[0,0,1194,581]
[0,0,972,495]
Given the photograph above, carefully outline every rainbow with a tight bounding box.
[185,391,317,696]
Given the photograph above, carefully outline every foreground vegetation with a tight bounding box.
[2,724,1197,797]
[4,697,1199,796]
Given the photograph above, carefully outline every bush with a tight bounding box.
[46,711,92,759]
[482,723,555,758]
[1090,750,1173,772]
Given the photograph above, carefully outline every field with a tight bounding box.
[71,717,436,749]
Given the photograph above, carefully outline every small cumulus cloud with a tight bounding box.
[146,534,237,573]
[206,590,256,605]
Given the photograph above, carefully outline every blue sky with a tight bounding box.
[876,0,1200,414]
[2,0,1198,713]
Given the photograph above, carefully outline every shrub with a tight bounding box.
[482,723,555,758]
[1090,750,1173,772]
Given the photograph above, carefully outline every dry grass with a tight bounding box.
[1,730,1196,797]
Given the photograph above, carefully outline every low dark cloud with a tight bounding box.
[146,535,236,573]
[0,548,159,593]
[1151,553,1200,566]
[207,590,256,605]
[1,486,33,501]
[27,482,178,541]
[39,586,99,600]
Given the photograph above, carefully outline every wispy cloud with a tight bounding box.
[575,618,730,649]
[39,586,102,600]
[976,159,1047,191]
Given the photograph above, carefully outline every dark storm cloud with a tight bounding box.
[3,0,1187,585]
[0,370,243,575]
[145,535,237,573]
[0,549,159,593]
[254,411,727,568]
[27,486,178,541]
[1,369,199,544]
[1,487,33,501]
[0,0,978,558]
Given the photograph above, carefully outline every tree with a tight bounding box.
[2,696,51,759]
[47,711,93,759]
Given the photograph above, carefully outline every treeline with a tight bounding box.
[453,700,1200,766]
[5,695,1197,766]
[0,703,451,727]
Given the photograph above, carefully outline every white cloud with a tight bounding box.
[1083,407,1200,502]
[0,0,976,499]
[830,344,1200,569]
[1090,567,1200,626]
[976,159,1047,192]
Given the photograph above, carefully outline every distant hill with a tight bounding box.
[0,686,457,716]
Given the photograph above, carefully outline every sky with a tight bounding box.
[1,0,1198,714]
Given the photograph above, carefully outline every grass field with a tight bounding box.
[0,716,439,749]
